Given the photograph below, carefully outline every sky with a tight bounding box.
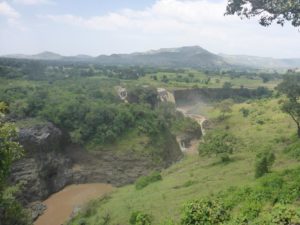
[0,0,299,58]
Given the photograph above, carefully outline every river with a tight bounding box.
[34,183,114,225]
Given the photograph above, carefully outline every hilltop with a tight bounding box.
[3,46,300,70]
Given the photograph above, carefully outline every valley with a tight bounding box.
[1,46,300,225]
[32,99,206,225]
[1,0,300,223]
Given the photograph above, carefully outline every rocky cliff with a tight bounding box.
[173,87,272,106]
[10,122,182,206]
[10,123,73,204]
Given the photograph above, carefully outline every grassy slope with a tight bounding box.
[70,98,299,225]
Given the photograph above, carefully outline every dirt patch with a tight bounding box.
[34,183,114,225]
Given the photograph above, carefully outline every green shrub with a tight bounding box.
[239,201,262,221]
[219,153,231,163]
[130,211,152,225]
[255,150,275,178]
[135,171,162,190]
[269,204,300,224]
[239,107,250,117]
[181,199,229,225]
[78,218,87,225]
[198,130,237,162]
[256,119,265,125]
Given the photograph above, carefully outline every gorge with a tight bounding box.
[9,86,271,224]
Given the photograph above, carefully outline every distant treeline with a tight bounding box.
[0,58,187,81]
[204,69,284,83]
[0,58,287,82]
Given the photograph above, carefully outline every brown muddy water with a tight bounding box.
[34,183,114,225]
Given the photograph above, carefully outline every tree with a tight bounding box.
[215,99,234,120]
[0,103,23,188]
[198,130,237,162]
[260,74,271,83]
[161,75,169,83]
[239,107,250,117]
[127,86,158,108]
[0,102,31,225]
[225,0,300,27]
[277,75,300,137]
[255,150,276,178]
[222,82,233,89]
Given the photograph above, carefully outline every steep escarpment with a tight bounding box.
[69,130,182,186]
[173,87,272,106]
[10,122,72,204]
[10,121,182,206]
[69,148,164,186]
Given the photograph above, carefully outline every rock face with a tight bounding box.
[69,130,182,187]
[29,201,47,221]
[69,147,179,187]
[10,122,182,206]
[10,122,73,204]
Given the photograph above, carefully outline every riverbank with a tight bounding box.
[34,183,114,225]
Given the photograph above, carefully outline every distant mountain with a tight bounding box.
[32,51,63,60]
[221,54,300,69]
[96,46,229,69]
[281,58,300,68]
[4,51,63,60]
[2,46,300,69]
[3,54,30,59]
[63,54,94,62]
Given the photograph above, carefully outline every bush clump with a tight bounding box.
[198,130,237,162]
[130,211,152,225]
[135,171,162,190]
[239,107,250,117]
[269,204,300,224]
[181,199,229,225]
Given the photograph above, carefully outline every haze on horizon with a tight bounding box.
[0,0,299,58]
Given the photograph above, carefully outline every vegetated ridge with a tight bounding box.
[3,46,300,69]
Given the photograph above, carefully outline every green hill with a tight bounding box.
[69,98,300,225]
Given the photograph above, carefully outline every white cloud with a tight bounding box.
[43,0,233,32]
[43,13,132,31]
[0,1,20,19]
[0,1,28,30]
[13,0,53,5]
[24,0,300,57]
[0,0,300,57]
